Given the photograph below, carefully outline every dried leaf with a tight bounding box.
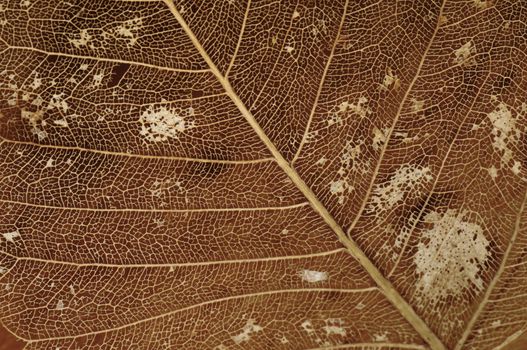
[1,0,527,349]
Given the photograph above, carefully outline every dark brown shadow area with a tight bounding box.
[0,323,24,350]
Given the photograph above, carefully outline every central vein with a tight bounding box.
[161,1,446,349]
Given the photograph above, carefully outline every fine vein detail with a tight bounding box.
[454,189,527,350]
[2,248,346,269]
[0,199,309,212]
[161,0,446,349]
[26,288,378,343]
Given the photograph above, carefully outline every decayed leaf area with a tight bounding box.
[0,0,526,349]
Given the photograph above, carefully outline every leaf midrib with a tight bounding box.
[161,1,446,349]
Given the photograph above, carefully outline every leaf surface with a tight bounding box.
[1,0,527,349]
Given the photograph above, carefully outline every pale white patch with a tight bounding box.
[329,179,351,204]
[30,96,43,107]
[56,300,64,310]
[491,320,501,328]
[323,318,346,336]
[53,118,69,128]
[280,336,289,344]
[488,102,517,163]
[394,131,419,144]
[309,19,328,38]
[414,209,490,306]
[487,165,498,179]
[44,158,55,168]
[30,74,42,90]
[453,41,476,66]
[355,302,365,310]
[292,10,300,19]
[22,92,31,101]
[487,102,523,176]
[316,157,327,166]
[68,29,92,49]
[270,34,278,47]
[231,319,263,344]
[281,229,289,235]
[473,0,489,9]
[300,320,327,345]
[327,113,342,126]
[411,99,424,113]
[372,127,387,151]
[69,285,75,295]
[139,105,195,142]
[113,17,143,46]
[92,71,104,87]
[339,101,350,111]
[301,320,315,335]
[0,266,6,274]
[328,98,372,125]
[300,269,327,283]
[150,179,183,197]
[512,161,521,175]
[20,109,48,141]
[285,45,294,53]
[47,94,68,113]
[338,97,371,119]
[373,331,389,342]
[21,92,31,101]
[367,164,432,214]
[380,68,400,91]
[393,131,408,140]
[20,0,30,7]
[79,64,89,71]
[3,230,20,243]
[153,218,165,227]
[330,179,347,194]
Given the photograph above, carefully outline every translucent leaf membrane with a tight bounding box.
[1,0,527,349]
